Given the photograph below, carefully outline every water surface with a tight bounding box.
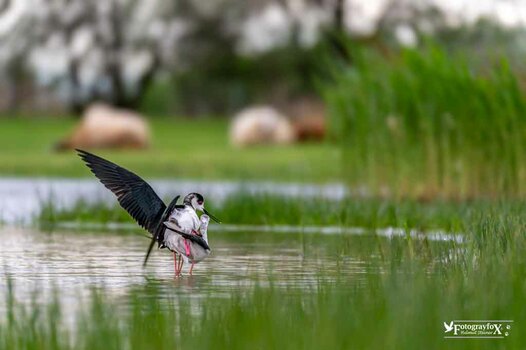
[0,177,347,224]
[0,227,377,312]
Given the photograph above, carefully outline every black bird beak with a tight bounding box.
[203,209,221,223]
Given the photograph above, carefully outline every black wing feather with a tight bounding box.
[76,149,166,234]
[143,195,180,266]
[163,224,211,251]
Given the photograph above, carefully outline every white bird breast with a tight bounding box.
[170,206,200,232]
[163,206,211,264]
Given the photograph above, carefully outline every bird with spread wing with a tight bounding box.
[77,149,220,276]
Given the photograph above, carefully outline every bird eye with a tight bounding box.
[197,200,203,205]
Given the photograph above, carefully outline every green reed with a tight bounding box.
[324,45,526,198]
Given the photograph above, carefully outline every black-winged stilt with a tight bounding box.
[76,149,220,276]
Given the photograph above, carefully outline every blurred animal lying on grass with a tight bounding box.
[55,103,150,151]
[229,102,325,147]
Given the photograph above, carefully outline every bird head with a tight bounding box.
[183,192,221,223]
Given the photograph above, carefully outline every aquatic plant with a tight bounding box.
[324,45,526,198]
[4,203,526,349]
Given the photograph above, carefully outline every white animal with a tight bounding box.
[56,103,150,150]
[230,106,296,147]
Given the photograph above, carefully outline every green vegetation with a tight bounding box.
[324,45,526,198]
[5,203,526,349]
[143,44,326,115]
[40,192,526,234]
[0,118,339,182]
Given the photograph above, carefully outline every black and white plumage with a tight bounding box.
[76,149,219,276]
[165,214,211,264]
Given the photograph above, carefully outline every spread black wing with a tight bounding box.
[143,195,180,266]
[76,149,166,234]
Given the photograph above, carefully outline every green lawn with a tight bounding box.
[0,118,340,182]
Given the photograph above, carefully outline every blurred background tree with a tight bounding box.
[0,0,525,116]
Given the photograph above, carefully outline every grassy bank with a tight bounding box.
[5,204,526,349]
[324,45,526,198]
[0,118,339,182]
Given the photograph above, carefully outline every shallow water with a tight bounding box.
[0,227,377,312]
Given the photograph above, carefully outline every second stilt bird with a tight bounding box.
[76,149,220,276]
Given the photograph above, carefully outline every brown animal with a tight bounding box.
[285,98,326,142]
[55,104,150,151]
[292,115,325,142]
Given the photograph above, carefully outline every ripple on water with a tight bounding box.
[0,227,378,313]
